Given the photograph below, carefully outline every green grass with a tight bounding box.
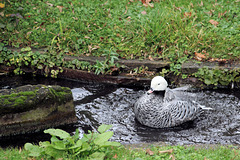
[0,145,239,160]
[0,0,239,62]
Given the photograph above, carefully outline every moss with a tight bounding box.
[0,91,36,104]
[48,87,72,103]
[3,99,10,105]
[0,90,38,114]
[0,85,73,115]
[20,91,36,96]
[13,96,27,107]
[0,91,36,100]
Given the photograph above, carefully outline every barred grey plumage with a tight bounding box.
[134,76,212,128]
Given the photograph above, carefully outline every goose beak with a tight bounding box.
[147,88,154,94]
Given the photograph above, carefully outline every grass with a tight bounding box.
[0,145,239,160]
[0,0,239,62]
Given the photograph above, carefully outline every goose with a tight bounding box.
[134,76,212,128]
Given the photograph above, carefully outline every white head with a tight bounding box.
[148,76,168,93]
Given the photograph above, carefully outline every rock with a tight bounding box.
[0,85,77,137]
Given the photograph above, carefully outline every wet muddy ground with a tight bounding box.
[0,75,239,147]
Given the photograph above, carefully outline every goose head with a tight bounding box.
[148,76,168,93]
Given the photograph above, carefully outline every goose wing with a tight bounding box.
[166,100,202,126]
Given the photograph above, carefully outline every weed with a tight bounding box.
[24,124,120,160]
[94,49,120,75]
[194,67,240,86]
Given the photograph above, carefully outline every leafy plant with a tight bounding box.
[63,59,93,71]
[0,44,64,77]
[194,67,240,86]
[94,50,120,75]
[24,124,121,160]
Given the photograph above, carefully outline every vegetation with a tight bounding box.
[1,142,239,160]
[0,0,239,84]
[0,85,72,115]
[23,124,120,160]
[0,124,239,159]
[1,0,239,60]
[194,66,240,87]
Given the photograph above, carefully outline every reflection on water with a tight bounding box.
[0,75,240,146]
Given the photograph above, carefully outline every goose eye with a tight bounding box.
[158,83,161,85]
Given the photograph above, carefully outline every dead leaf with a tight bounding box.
[209,19,219,26]
[124,6,128,14]
[205,11,213,16]
[198,1,203,6]
[159,149,173,154]
[27,31,32,36]
[141,11,147,15]
[148,55,154,61]
[195,52,206,61]
[103,1,108,6]
[208,58,226,63]
[169,154,176,160]
[46,2,53,7]
[142,0,154,7]
[0,3,5,8]
[146,148,154,155]
[92,45,100,50]
[72,17,78,20]
[112,153,118,159]
[65,51,75,55]
[218,11,227,18]
[184,12,192,18]
[173,5,182,12]
[141,0,146,4]
[19,147,22,153]
[57,6,63,13]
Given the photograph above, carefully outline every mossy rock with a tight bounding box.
[0,85,72,115]
[0,85,77,137]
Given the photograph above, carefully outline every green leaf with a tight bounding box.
[98,124,112,134]
[73,129,80,141]
[204,79,212,85]
[74,142,91,156]
[94,131,113,145]
[44,129,71,139]
[39,141,51,147]
[24,143,43,157]
[235,76,240,82]
[45,146,65,159]
[89,152,105,160]
[21,47,31,52]
[99,141,121,147]
[50,136,60,143]
[37,64,43,69]
[69,140,82,149]
[52,141,66,150]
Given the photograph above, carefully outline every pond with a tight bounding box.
[0,75,240,147]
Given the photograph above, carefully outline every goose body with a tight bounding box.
[134,76,211,128]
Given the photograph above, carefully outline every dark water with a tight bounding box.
[0,75,240,146]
